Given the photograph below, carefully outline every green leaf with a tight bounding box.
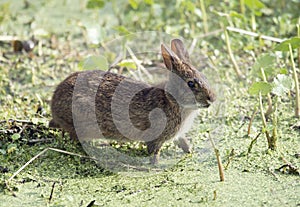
[249,82,273,95]
[78,55,108,71]
[253,54,276,71]
[244,0,265,10]
[7,143,17,154]
[274,37,300,51]
[229,11,245,19]
[252,54,276,77]
[11,133,21,141]
[117,59,137,69]
[279,68,288,75]
[272,74,294,96]
[114,26,131,35]
[86,0,105,9]
[181,1,195,12]
[0,149,6,155]
[128,0,138,9]
[144,0,153,5]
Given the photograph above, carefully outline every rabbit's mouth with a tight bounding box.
[198,100,213,108]
[182,102,210,109]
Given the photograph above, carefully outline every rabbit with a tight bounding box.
[49,39,216,164]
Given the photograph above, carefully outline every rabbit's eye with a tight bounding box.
[187,81,195,88]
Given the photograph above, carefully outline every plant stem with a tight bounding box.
[209,133,225,182]
[199,0,208,34]
[297,24,300,76]
[260,67,273,117]
[224,29,244,79]
[272,99,278,149]
[251,12,256,31]
[226,27,283,43]
[289,43,300,117]
[259,92,273,149]
[240,0,245,15]
[247,132,261,154]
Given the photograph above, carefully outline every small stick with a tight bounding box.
[7,147,97,183]
[0,35,19,41]
[49,182,56,203]
[199,0,208,33]
[208,133,225,181]
[27,138,54,144]
[224,29,244,79]
[7,148,49,182]
[247,132,261,154]
[193,29,223,39]
[86,200,96,207]
[224,149,235,170]
[259,92,273,149]
[226,27,283,43]
[297,24,300,70]
[4,180,16,197]
[126,45,152,81]
[289,43,300,118]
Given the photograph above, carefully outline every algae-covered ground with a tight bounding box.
[0,0,299,206]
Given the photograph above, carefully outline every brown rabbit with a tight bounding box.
[49,39,216,164]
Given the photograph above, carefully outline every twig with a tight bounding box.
[86,200,96,207]
[259,92,274,149]
[0,35,19,41]
[289,43,300,117]
[208,133,225,181]
[7,148,49,182]
[247,132,261,154]
[194,29,223,39]
[280,157,299,175]
[224,29,244,79]
[7,119,33,124]
[27,138,54,144]
[7,148,96,182]
[226,27,283,43]
[4,180,16,197]
[224,149,235,170]
[297,24,300,71]
[268,168,279,181]
[49,182,56,203]
[126,45,152,81]
[199,0,208,34]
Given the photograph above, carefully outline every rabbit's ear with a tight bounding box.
[161,43,180,71]
[171,39,190,62]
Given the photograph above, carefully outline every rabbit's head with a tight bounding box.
[161,39,216,108]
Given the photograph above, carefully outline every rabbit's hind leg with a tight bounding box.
[146,140,163,164]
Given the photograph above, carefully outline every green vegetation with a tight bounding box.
[0,0,299,206]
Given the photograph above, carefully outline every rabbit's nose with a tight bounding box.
[208,92,216,103]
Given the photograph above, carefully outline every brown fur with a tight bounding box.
[49,39,216,164]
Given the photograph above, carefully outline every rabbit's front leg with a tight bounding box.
[175,137,191,153]
[146,140,163,164]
